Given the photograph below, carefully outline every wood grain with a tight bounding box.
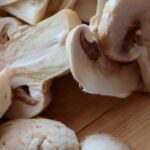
[78,93,150,150]
[42,74,122,132]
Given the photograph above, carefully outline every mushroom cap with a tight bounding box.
[0,0,19,6]
[81,134,131,150]
[0,118,79,150]
[66,24,140,98]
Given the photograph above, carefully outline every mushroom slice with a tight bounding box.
[45,0,77,18]
[0,69,12,118]
[0,10,81,118]
[4,0,49,25]
[74,0,97,23]
[0,118,79,150]
[81,134,131,150]
[0,0,20,6]
[66,24,140,98]
[98,0,150,63]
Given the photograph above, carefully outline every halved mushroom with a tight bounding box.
[0,10,81,118]
[98,0,150,62]
[66,24,141,98]
[98,0,150,92]
[0,0,20,6]
[3,0,49,25]
[0,69,12,118]
[0,118,79,150]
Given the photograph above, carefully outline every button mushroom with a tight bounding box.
[0,10,81,119]
[3,0,49,25]
[81,134,131,150]
[66,24,140,98]
[0,118,79,150]
[98,0,150,92]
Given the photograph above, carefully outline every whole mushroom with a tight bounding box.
[81,134,131,150]
[0,118,79,150]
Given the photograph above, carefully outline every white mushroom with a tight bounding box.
[4,0,49,25]
[66,24,140,98]
[0,118,79,150]
[0,69,12,118]
[98,0,150,92]
[81,134,131,150]
[0,0,20,6]
[0,9,81,118]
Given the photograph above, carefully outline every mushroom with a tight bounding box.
[74,0,97,23]
[3,0,49,25]
[0,9,81,119]
[98,0,150,62]
[0,0,20,6]
[66,24,141,98]
[0,118,79,150]
[98,0,150,92]
[0,69,12,118]
[81,134,131,150]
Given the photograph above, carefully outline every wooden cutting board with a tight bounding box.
[42,74,150,150]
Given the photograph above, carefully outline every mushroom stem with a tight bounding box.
[13,87,38,106]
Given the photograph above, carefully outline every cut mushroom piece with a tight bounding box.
[81,134,131,150]
[98,0,150,62]
[4,0,49,25]
[0,10,81,118]
[0,118,79,150]
[45,0,77,18]
[0,0,20,6]
[0,69,12,118]
[74,0,97,23]
[66,24,141,98]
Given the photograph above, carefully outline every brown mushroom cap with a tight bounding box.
[66,24,141,98]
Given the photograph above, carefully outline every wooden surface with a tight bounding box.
[42,74,150,149]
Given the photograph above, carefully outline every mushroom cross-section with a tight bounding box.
[66,24,141,98]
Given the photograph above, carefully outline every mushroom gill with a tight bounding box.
[66,24,141,98]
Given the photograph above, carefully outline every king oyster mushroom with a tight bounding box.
[0,9,81,119]
[98,0,150,92]
[0,118,79,150]
[66,24,141,97]
[3,0,49,25]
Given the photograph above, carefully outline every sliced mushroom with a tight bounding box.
[0,10,81,118]
[74,0,97,23]
[0,69,12,118]
[45,0,77,18]
[98,0,150,92]
[0,118,79,150]
[0,0,20,6]
[98,0,150,62]
[4,0,49,25]
[81,134,131,150]
[66,24,141,98]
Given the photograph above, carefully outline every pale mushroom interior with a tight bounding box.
[66,25,140,98]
